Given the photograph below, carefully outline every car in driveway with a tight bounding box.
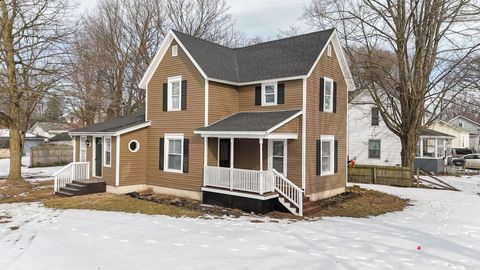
[453,154,480,169]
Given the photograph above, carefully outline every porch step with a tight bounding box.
[278,196,299,215]
[55,179,106,197]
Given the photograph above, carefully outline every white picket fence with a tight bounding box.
[53,162,90,192]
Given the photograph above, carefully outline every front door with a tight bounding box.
[219,139,231,168]
[95,137,103,177]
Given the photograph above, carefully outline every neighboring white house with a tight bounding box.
[429,120,470,148]
[30,122,71,138]
[349,91,453,167]
[448,116,480,152]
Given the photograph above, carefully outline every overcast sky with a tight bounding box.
[78,0,313,38]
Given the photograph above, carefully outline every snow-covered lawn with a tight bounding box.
[1,176,480,269]
[0,156,62,181]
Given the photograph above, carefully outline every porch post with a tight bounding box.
[203,137,208,187]
[230,138,234,190]
[259,138,264,194]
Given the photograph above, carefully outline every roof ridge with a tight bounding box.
[233,28,335,50]
[171,29,234,49]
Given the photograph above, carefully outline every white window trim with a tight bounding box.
[104,136,112,167]
[92,136,102,179]
[261,81,277,106]
[323,77,334,113]
[172,45,178,57]
[167,76,182,111]
[164,134,184,174]
[80,136,87,162]
[327,44,332,57]
[368,139,381,159]
[128,139,140,153]
[268,139,288,176]
[320,135,335,176]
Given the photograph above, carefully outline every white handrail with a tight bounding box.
[53,162,90,192]
[204,166,275,194]
[272,169,303,216]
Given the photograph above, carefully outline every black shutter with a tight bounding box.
[181,80,187,110]
[255,85,261,105]
[162,83,168,111]
[316,140,321,176]
[183,139,189,173]
[333,81,337,113]
[159,138,164,170]
[277,83,285,104]
[319,78,324,111]
[334,140,338,173]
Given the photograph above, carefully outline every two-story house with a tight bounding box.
[60,29,355,216]
[448,116,480,152]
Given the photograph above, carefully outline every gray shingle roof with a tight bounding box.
[71,111,146,133]
[421,129,454,138]
[173,29,334,82]
[196,110,301,132]
[49,132,72,142]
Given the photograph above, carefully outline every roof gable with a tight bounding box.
[449,115,480,128]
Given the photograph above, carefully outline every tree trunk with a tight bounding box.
[400,131,418,169]
[7,122,23,182]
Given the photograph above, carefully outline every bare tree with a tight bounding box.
[0,0,74,182]
[304,0,480,167]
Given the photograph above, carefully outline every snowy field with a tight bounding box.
[0,176,479,269]
[0,156,62,181]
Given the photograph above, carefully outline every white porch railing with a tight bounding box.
[53,162,90,192]
[204,166,275,194]
[273,169,303,216]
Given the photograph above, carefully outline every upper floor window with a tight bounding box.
[262,82,277,106]
[323,78,333,112]
[172,45,178,57]
[458,121,463,128]
[327,44,332,57]
[168,76,182,111]
[371,107,380,126]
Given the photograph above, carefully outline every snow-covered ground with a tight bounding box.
[1,176,480,270]
[0,156,62,181]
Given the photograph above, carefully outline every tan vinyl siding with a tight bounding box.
[305,41,347,195]
[208,81,238,124]
[99,136,116,186]
[207,138,218,166]
[238,79,303,112]
[273,117,299,133]
[146,40,205,192]
[120,128,148,186]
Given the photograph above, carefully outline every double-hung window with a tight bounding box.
[262,82,277,106]
[165,134,183,173]
[323,78,333,112]
[168,76,182,111]
[371,107,380,126]
[368,139,381,159]
[80,136,87,162]
[104,136,112,166]
[321,135,335,175]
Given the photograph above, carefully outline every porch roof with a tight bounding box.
[70,111,149,135]
[420,129,454,138]
[195,110,301,136]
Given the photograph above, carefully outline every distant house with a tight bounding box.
[48,132,73,146]
[428,120,470,149]
[0,129,45,157]
[30,122,71,138]
[349,91,453,172]
[448,116,480,152]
